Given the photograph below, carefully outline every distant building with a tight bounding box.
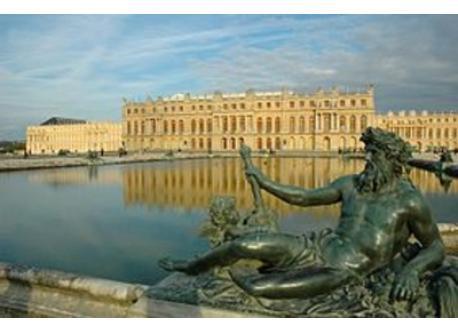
[26,118,122,155]
[376,110,458,152]
[122,86,378,152]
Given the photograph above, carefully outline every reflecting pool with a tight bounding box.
[0,157,457,285]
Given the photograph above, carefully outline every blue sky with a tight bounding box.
[0,15,457,140]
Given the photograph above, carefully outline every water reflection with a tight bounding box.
[121,157,458,219]
[6,157,457,285]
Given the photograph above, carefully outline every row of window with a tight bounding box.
[126,115,369,135]
[394,127,458,140]
[126,98,369,115]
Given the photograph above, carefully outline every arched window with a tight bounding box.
[275,117,281,133]
[289,117,295,133]
[360,115,367,132]
[266,137,272,150]
[350,116,356,133]
[436,128,441,139]
[179,120,184,134]
[275,137,281,150]
[207,119,212,133]
[230,137,236,150]
[171,120,176,134]
[222,137,227,150]
[199,119,204,134]
[257,117,263,133]
[339,116,346,132]
[299,116,305,132]
[199,138,204,149]
[266,117,272,133]
[163,120,168,134]
[191,119,196,134]
[222,117,228,133]
[127,121,131,135]
[309,116,315,132]
[257,137,263,150]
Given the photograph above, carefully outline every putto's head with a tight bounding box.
[357,127,413,192]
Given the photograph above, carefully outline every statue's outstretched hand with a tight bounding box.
[390,270,420,301]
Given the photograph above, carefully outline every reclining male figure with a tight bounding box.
[159,127,445,301]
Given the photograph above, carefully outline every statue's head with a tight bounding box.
[208,196,240,227]
[357,127,413,192]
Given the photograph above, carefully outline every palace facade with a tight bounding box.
[122,87,377,152]
[26,117,122,155]
[25,87,458,155]
[377,110,458,151]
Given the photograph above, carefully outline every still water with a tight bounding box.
[0,157,457,285]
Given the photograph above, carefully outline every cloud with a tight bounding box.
[0,15,457,140]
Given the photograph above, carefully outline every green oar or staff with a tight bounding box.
[240,144,264,213]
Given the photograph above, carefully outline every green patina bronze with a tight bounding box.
[157,127,458,317]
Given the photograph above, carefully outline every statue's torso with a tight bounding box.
[323,177,418,274]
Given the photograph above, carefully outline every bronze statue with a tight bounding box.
[157,127,456,316]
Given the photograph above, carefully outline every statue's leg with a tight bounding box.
[161,233,303,275]
[230,266,355,299]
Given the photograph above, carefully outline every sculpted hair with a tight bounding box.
[360,127,413,177]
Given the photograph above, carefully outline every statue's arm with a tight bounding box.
[405,198,445,275]
[249,170,347,207]
[391,195,445,301]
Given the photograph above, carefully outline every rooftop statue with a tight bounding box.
[156,127,457,317]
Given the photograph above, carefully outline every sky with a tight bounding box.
[0,15,457,140]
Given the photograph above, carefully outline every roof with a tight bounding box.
[40,117,87,126]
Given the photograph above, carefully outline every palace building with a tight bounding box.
[26,86,458,155]
[26,117,122,155]
[122,86,377,153]
[377,110,458,152]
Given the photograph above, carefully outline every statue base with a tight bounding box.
[149,256,458,318]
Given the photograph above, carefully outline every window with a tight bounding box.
[257,117,263,133]
[267,102,271,109]
[127,109,131,114]
[232,103,236,110]
[340,100,345,107]
[310,101,316,108]
[360,115,367,131]
[300,101,305,107]
[361,99,367,107]
[207,119,212,133]
[257,102,262,109]
[171,106,175,112]
[266,117,272,133]
[350,115,356,132]
[351,100,356,107]
[275,102,280,108]
[199,105,203,111]
[240,103,245,109]
[179,106,184,111]
[289,101,295,108]
[275,117,281,133]
[289,117,295,132]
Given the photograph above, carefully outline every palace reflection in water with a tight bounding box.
[29,157,458,221]
[121,157,458,218]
